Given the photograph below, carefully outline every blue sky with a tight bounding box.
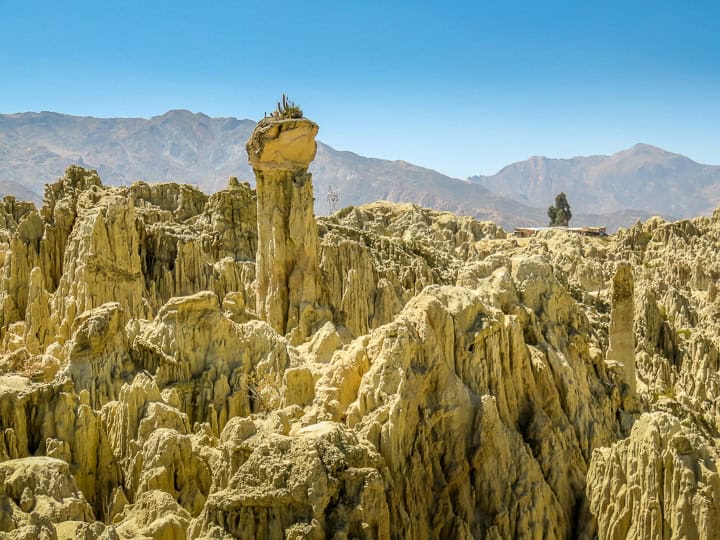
[1,1,718,177]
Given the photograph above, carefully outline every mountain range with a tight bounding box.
[1,110,718,231]
[470,143,720,218]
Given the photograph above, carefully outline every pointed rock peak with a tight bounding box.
[619,143,676,159]
[629,143,669,154]
[609,143,689,167]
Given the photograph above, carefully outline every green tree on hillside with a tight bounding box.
[548,192,572,226]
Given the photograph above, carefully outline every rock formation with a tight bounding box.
[0,114,718,539]
[607,261,637,395]
[587,406,720,539]
[247,116,325,342]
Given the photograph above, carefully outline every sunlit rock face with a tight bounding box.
[247,117,324,339]
[0,119,718,538]
[247,117,319,171]
[587,408,720,540]
[607,261,636,395]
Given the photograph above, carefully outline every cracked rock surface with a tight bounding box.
[0,158,718,539]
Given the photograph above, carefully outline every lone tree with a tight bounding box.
[548,192,572,226]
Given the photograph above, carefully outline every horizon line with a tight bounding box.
[2,109,719,175]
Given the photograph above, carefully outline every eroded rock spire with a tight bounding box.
[246,106,322,339]
[607,261,636,395]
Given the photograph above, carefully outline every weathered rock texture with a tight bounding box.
[607,261,636,394]
[587,406,720,540]
[247,118,323,340]
[0,156,718,539]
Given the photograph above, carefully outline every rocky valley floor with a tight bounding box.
[0,166,719,539]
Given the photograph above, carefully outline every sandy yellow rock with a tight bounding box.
[607,261,637,394]
[587,409,720,540]
[0,145,717,540]
[246,118,319,170]
[114,490,191,540]
[0,457,95,530]
[248,116,324,339]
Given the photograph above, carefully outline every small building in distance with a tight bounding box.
[514,226,607,238]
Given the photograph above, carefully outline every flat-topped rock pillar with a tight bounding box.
[247,116,321,337]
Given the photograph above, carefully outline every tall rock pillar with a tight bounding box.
[247,115,321,338]
[607,262,636,394]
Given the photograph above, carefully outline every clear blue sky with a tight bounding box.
[1,1,718,177]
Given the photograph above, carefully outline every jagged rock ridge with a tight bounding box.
[0,114,717,539]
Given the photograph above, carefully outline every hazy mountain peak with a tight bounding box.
[471,143,720,217]
[0,111,715,231]
[0,110,538,228]
[615,143,682,161]
[630,142,665,152]
[154,109,212,121]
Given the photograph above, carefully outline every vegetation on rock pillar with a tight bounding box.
[270,93,303,119]
[248,105,322,340]
[548,192,572,226]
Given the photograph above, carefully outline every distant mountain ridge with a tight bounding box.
[0,110,712,231]
[470,143,720,218]
[0,110,256,198]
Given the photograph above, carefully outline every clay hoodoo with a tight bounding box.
[0,105,719,538]
[246,103,323,340]
[607,261,637,395]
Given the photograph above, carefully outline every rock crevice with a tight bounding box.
[0,116,718,539]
